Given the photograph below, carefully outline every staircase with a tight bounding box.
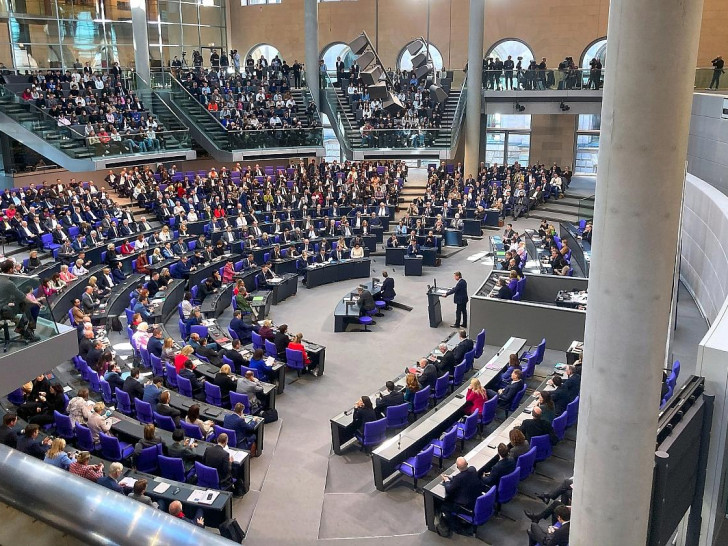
[529,194,594,223]
[0,82,195,172]
[324,84,465,160]
[160,76,323,161]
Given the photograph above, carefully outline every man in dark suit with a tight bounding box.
[563,365,581,402]
[356,286,376,317]
[416,357,438,390]
[375,381,405,417]
[17,424,51,459]
[445,271,468,328]
[0,413,19,448]
[546,376,571,415]
[146,327,164,359]
[495,278,513,300]
[441,457,485,529]
[273,324,290,360]
[376,271,396,307]
[517,406,557,442]
[196,337,223,367]
[203,433,243,496]
[155,390,181,428]
[527,505,570,546]
[222,403,257,451]
[178,360,205,399]
[452,329,474,364]
[146,272,162,298]
[123,367,145,402]
[498,369,524,408]
[222,339,249,375]
[481,443,517,488]
[229,310,254,344]
[436,343,457,376]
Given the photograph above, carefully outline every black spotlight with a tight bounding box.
[515,102,525,112]
[560,101,571,111]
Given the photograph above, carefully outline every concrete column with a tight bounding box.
[130,0,151,83]
[570,1,704,545]
[463,0,484,177]
[304,0,319,108]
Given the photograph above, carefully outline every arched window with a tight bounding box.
[246,43,281,64]
[398,41,444,72]
[321,42,355,74]
[486,39,535,64]
[581,38,607,68]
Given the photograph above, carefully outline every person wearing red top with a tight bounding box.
[222,260,235,283]
[464,378,488,416]
[288,332,317,374]
[120,240,135,254]
[174,345,195,373]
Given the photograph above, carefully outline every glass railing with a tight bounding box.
[482,68,604,91]
[161,71,324,151]
[0,273,61,343]
[321,72,356,153]
[0,84,191,159]
[695,68,728,91]
[321,72,461,151]
[130,73,192,150]
[577,195,595,221]
[449,78,467,151]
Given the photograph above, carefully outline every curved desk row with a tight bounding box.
[333,279,381,333]
[329,330,461,455]
[306,258,371,290]
[90,274,144,327]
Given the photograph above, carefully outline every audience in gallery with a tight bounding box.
[16,65,172,155]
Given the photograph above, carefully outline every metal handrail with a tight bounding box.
[320,73,357,152]
[0,85,87,140]
[167,74,229,132]
[0,445,233,546]
[449,79,468,153]
[131,73,191,141]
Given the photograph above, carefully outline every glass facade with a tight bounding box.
[575,114,601,174]
[147,0,227,70]
[0,0,226,71]
[485,114,531,166]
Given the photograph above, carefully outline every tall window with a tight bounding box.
[321,42,355,74]
[148,0,228,70]
[484,114,531,166]
[581,38,607,68]
[575,114,601,174]
[398,41,444,72]
[486,39,535,63]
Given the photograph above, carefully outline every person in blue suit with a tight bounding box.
[444,271,468,328]
[222,402,257,451]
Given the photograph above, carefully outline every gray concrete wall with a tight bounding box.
[687,93,728,196]
[471,272,587,352]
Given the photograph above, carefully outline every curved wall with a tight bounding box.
[680,92,728,546]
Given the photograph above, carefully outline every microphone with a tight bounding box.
[397,432,402,450]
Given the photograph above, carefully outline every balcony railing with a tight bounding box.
[153,70,323,151]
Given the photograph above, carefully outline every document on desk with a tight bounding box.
[265,356,275,367]
[119,477,137,488]
[485,359,506,370]
[230,450,247,464]
[153,481,171,494]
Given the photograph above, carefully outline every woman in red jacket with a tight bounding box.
[464,378,488,416]
[287,332,315,373]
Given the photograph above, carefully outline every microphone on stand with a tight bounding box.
[397,432,402,450]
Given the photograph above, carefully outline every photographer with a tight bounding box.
[709,56,724,90]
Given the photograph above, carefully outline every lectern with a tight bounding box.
[427,285,450,328]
